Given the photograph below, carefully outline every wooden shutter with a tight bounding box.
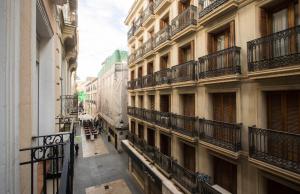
[183,144,196,172]
[207,33,214,54]
[147,128,155,147]
[183,94,195,116]
[287,91,300,133]
[138,124,144,139]
[131,121,136,134]
[160,95,170,112]
[260,8,270,36]
[213,93,236,123]
[213,157,237,194]
[229,21,235,47]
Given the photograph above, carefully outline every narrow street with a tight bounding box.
[73,125,143,194]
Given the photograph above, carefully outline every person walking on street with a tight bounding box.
[75,144,79,157]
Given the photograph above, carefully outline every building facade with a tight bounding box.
[84,77,98,117]
[0,0,78,193]
[97,50,129,151]
[124,0,300,194]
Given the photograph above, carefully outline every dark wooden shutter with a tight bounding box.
[183,94,195,116]
[260,8,271,36]
[138,124,144,139]
[229,21,235,47]
[287,91,300,133]
[131,121,136,134]
[213,93,236,123]
[213,157,237,194]
[160,95,170,112]
[207,33,214,54]
[147,128,156,147]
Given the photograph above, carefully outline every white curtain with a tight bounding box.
[272,9,288,57]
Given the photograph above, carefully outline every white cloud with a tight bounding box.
[77,0,134,80]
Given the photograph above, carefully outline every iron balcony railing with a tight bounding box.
[135,107,144,119]
[61,95,78,117]
[19,121,76,194]
[128,25,135,40]
[249,126,300,174]
[171,60,197,83]
[135,15,143,32]
[172,160,198,193]
[144,143,157,160]
[153,0,164,10]
[154,68,172,85]
[136,46,145,60]
[135,77,143,89]
[197,180,222,194]
[154,149,172,173]
[171,114,198,137]
[198,46,241,79]
[171,5,197,36]
[127,80,136,90]
[154,25,171,48]
[128,52,136,64]
[142,74,155,88]
[142,2,154,23]
[248,25,300,72]
[199,119,242,152]
[144,109,156,123]
[127,106,135,116]
[198,0,228,19]
[155,111,172,129]
[144,38,154,55]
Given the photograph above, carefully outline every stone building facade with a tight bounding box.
[97,50,129,151]
[0,0,78,193]
[123,0,300,194]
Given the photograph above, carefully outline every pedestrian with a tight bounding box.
[75,144,79,157]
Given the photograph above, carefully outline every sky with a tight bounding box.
[77,0,134,80]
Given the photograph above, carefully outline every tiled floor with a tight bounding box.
[85,179,132,194]
[73,127,143,194]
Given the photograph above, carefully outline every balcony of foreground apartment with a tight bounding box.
[19,120,77,194]
[142,2,155,28]
[143,38,155,59]
[127,25,136,43]
[247,25,300,78]
[198,0,238,25]
[170,5,197,41]
[249,126,300,178]
[171,60,197,86]
[125,132,223,194]
[197,46,241,84]
[198,118,242,158]
[153,25,172,51]
[134,15,144,37]
[153,0,173,15]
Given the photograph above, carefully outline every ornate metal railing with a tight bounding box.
[144,38,154,55]
[171,60,197,83]
[249,126,300,174]
[199,119,242,152]
[198,46,241,79]
[153,0,165,10]
[155,111,172,129]
[142,74,155,88]
[154,150,172,173]
[135,107,144,119]
[154,25,171,48]
[136,45,145,60]
[171,5,197,36]
[127,106,135,116]
[171,114,198,137]
[154,68,172,85]
[248,26,300,72]
[144,109,156,123]
[197,180,221,194]
[135,15,143,32]
[144,143,157,160]
[61,95,78,117]
[135,77,143,89]
[172,160,198,193]
[127,80,136,90]
[142,2,154,23]
[198,0,228,18]
[128,52,136,64]
[128,25,135,40]
[19,123,75,194]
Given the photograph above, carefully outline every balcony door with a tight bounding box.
[160,133,171,156]
[138,124,144,139]
[267,178,300,194]
[182,94,195,132]
[138,66,143,78]
[160,95,170,112]
[178,41,194,64]
[147,128,156,147]
[160,14,169,30]
[212,93,236,143]
[149,95,155,110]
[213,157,237,194]
[183,143,195,172]
[178,0,191,14]
[147,62,154,74]
[160,54,169,70]
[266,91,300,161]
[130,70,134,80]
[131,121,136,134]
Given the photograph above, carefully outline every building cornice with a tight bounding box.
[124,0,143,25]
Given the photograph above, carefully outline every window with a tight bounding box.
[178,41,194,64]
[160,54,169,69]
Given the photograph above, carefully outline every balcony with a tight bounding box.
[127,106,135,116]
[171,114,198,138]
[143,38,154,58]
[154,25,171,51]
[154,150,172,174]
[142,2,155,27]
[142,74,155,88]
[197,180,222,194]
[154,0,172,14]
[134,15,144,36]
[154,68,172,85]
[248,26,300,76]
[171,60,197,84]
[127,80,136,90]
[144,109,156,123]
[199,0,228,19]
[198,46,241,81]
[199,119,242,152]
[128,52,136,65]
[171,160,198,193]
[135,77,143,89]
[128,25,135,42]
[249,126,300,174]
[170,5,197,40]
[155,111,172,129]
[135,46,145,62]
